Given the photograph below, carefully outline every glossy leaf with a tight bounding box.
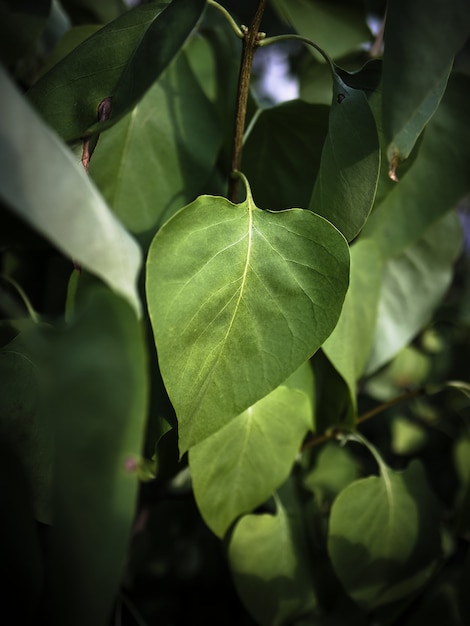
[383,0,470,165]
[190,362,314,538]
[363,73,470,258]
[365,211,462,375]
[146,182,349,453]
[0,66,142,315]
[28,0,206,140]
[241,101,329,211]
[89,47,222,235]
[309,69,380,241]
[323,240,382,405]
[270,0,370,61]
[46,286,148,626]
[328,459,441,609]
[229,480,318,626]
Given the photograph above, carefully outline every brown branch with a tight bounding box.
[301,387,426,452]
[228,0,267,202]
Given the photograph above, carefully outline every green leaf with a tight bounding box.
[28,0,206,140]
[89,46,222,235]
[365,211,462,375]
[146,181,350,453]
[323,240,382,406]
[0,331,52,523]
[309,70,380,241]
[0,66,142,316]
[383,0,470,165]
[190,362,314,538]
[59,0,127,24]
[229,479,318,626]
[46,286,148,626]
[270,0,371,61]
[303,442,360,509]
[363,73,470,259]
[328,459,441,610]
[241,101,329,211]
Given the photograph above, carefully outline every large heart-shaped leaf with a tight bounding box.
[189,362,314,538]
[328,458,441,610]
[28,0,206,140]
[0,66,142,316]
[383,0,470,167]
[146,178,349,453]
[229,479,319,626]
[309,69,380,241]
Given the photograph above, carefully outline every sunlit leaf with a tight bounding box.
[383,0,470,166]
[309,69,380,241]
[89,47,222,235]
[323,240,382,404]
[45,286,148,626]
[28,0,206,140]
[365,211,462,374]
[229,479,318,626]
[146,180,349,453]
[241,101,329,210]
[328,459,441,609]
[0,66,142,316]
[190,362,314,538]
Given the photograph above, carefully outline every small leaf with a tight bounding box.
[365,211,462,375]
[89,46,222,234]
[323,240,382,405]
[309,69,380,241]
[28,0,206,140]
[190,362,314,538]
[241,101,329,211]
[383,0,470,164]
[146,180,349,453]
[45,286,148,626]
[328,459,441,610]
[229,479,318,626]
[0,66,142,316]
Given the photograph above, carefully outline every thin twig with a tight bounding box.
[228,0,268,202]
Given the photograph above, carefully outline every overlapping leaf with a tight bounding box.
[270,0,370,61]
[363,74,470,259]
[309,69,380,241]
[89,48,222,234]
[46,287,148,626]
[241,101,329,211]
[383,0,470,166]
[323,240,382,405]
[328,459,441,609]
[229,480,318,626]
[365,212,462,374]
[189,362,314,538]
[146,181,349,453]
[28,0,206,140]
[0,67,142,315]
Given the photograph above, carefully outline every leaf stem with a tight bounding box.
[228,0,268,202]
[259,34,335,74]
[207,0,244,38]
